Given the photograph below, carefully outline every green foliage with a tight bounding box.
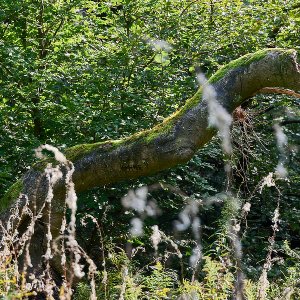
[0,179,22,212]
[141,262,177,299]
[0,264,36,298]
[1,0,300,298]
[73,236,300,299]
[1,0,299,194]
[74,248,235,299]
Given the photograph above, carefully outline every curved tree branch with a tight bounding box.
[66,49,300,191]
[1,48,300,234]
[1,48,299,277]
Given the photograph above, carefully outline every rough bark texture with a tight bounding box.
[2,48,300,212]
[62,49,300,191]
[1,48,300,274]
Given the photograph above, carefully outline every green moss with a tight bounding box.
[117,130,148,145]
[32,157,59,172]
[0,179,23,213]
[182,50,270,112]
[64,121,178,159]
[46,49,297,164]
[65,140,123,162]
[173,49,292,117]
[142,120,174,143]
[208,48,285,84]
[145,47,269,124]
[175,89,203,117]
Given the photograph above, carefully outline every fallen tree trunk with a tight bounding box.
[1,48,300,274]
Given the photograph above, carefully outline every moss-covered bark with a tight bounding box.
[0,180,23,212]
[1,47,299,233]
[0,47,299,277]
[64,48,300,193]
